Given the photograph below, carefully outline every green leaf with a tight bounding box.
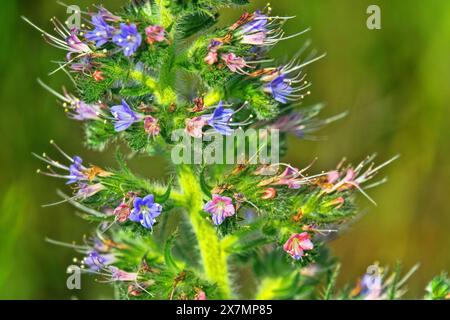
[387,262,401,300]
[176,12,218,39]
[155,178,173,203]
[164,232,181,271]
[323,263,341,300]
[425,273,450,300]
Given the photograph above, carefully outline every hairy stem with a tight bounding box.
[177,165,232,298]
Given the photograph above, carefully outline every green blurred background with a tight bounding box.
[0,0,449,299]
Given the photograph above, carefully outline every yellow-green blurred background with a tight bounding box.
[0,0,449,299]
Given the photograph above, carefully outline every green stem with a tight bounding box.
[177,165,232,298]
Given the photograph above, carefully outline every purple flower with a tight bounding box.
[360,272,383,300]
[129,195,162,230]
[203,102,234,136]
[208,39,223,51]
[38,80,102,121]
[84,250,115,271]
[263,74,293,104]
[70,56,94,73]
[67,156,87,184]
[238,11,309,46]
[96,6,121,22]
[237,12,269,45]
[71,101,103,121]
[66,28,92,60]
[199,101,253,136]
[35,151,90,186]
[76,183,105,199]
[111,99,142,132]
[23,17,91,58]
[270,112,305,137]
[204,194,236,225]
[112,23,142,57]
[240,11,269,34]
[85,15,116,47]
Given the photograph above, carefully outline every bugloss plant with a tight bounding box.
[26,0,448,300]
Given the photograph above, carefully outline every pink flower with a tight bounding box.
[185,117,207,138]
[327,171,340,184]
[343,168,356,184]
[204,194,236,225]
[93,70,105,82]
[261,188,277,200]
[274,167,304,189]
[221,53,249,74]
[241,31,266,45]
[145,25,166,44]
[114,203,131,223]
[144,116,161,137]
[109,267,138,282]
[325,197,345,209]
[283,232,314,260]
[76,183,105,199]
[204,39,223,65]
[204,51,218,65]
[194,290,207,300]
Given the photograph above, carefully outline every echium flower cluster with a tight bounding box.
[27,0,448,300]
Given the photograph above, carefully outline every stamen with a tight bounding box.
[50,140,75,162]
[46,237,90,251]
[37,79,70,102]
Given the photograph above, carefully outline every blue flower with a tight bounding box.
[263,74,293,104]
[111,99,141,132]
[112,23,142,57]
[359,272,383,299]
[129,195,162,230]
[67,156,87,184]
[240,11,268,34]
[85,15,116,47]
[204,102,235,135]
[84,250,115,271]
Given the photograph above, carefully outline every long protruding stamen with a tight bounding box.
[41,195,80,207]
[37,79,70,102]
[56,190,106,217]
[50,140,75,162]
[56,1,90,15]
[285,53,327,74]
[21,16,68,47]
[58,63,78,86]
[275,28,311,42]
[364,177,388,190]
[33,152,69,171]
[46,237,90,252]
[37,170,76,181]
[51,17,71,37]
[364,155,400,178]
[49,53,89,76]
[350,182,377,206]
